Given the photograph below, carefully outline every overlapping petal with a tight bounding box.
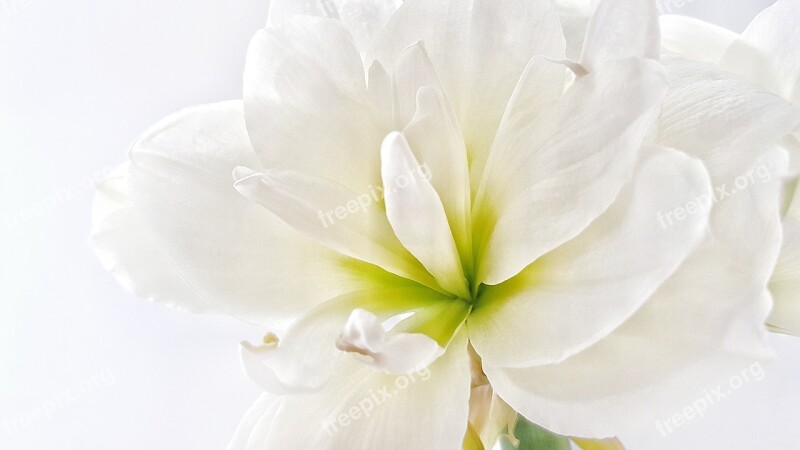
[470,148,712,368]
[475,58,668,285]
[92,101,371,326]
[484,151,786,438]
[369,0,566,187]
[232,332,471,450]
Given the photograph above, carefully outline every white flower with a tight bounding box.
[660,0,800,336]
[91,0,797,448]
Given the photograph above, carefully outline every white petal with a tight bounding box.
[244,17,387,194]
[403,86,472,268]
[769,216,800,335]
[721,0,800,104]
[233,167,437,289]
[469,148,712,367]
[336,309,445,374]
[255,332,471,450]
[381,133,469,298]
[484,151,787,439]
[658,56,800,185]
[391,42,447,129]
[241,284,450,394]
[369,0,566,187]
[660,15,737,64]
[580,0,659,70]
[267,0,402,52]
[91,164,212,313]
[226,394,279,450]
[92,101,364,326]
[476,58,668,285]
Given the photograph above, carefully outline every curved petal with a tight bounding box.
[476,58,668,285]
[484,152,787,439]
[241,283,457,394]
[336,309,444,374]
[226,394,279,450]
[769,216,800,335]
[91,164,213,313]
[92,101,368,326]
[580,0,659,69]
[403,86,472,266]
[267,0,401,52]
[721,0,800,104]
[660,15,737,64]
[657,55,800,185]
[251,331,471,450]
[469,148,712,367]
[244,16,387,194]
[381,132,469,298]
[369,0,566,187]
[232,167,436,289]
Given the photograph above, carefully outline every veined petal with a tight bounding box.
[233,167,437,289]
[476,58,668,285]
[381,132,470,298]
[470,148,712,367]
[241,284,452,394]
[658,55,800,185]
[369,0,566,188]
[660,15,737,64]
[244,16,387,194]
[93,101,366,326]
[721,0,800,104]
[249,331,471,450]
[91,164,212,313]
[267,0,402,52]
[484,151,787,439]
[580,0,659,70]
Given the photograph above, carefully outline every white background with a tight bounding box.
[0,0,797,449]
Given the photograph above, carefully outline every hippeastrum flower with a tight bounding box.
[658,0,800,336]
[92,0,793,448]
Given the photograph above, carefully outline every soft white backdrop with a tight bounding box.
[0,1,796,449]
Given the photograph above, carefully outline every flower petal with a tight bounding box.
[659,15,737,64]
[92,101,365,326]
[391,42,447,129]
[233,167,437,290]
[469,148,712,367]
[226,394,279,450]
[244,16,387,194]
[483,152,787,439]
[580,0,659,69]
[267,0,401,52]
[381,132,470,298]
[476,58,668,285]
[720,0,800,104]
[241,283,451,394]
[769,216,800,336]
[369,0,566,187]
[249,331,471,450]
[403,87,472,266]
[336,308,445,374]
[658,56,800,185]
[91,164,212,313]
